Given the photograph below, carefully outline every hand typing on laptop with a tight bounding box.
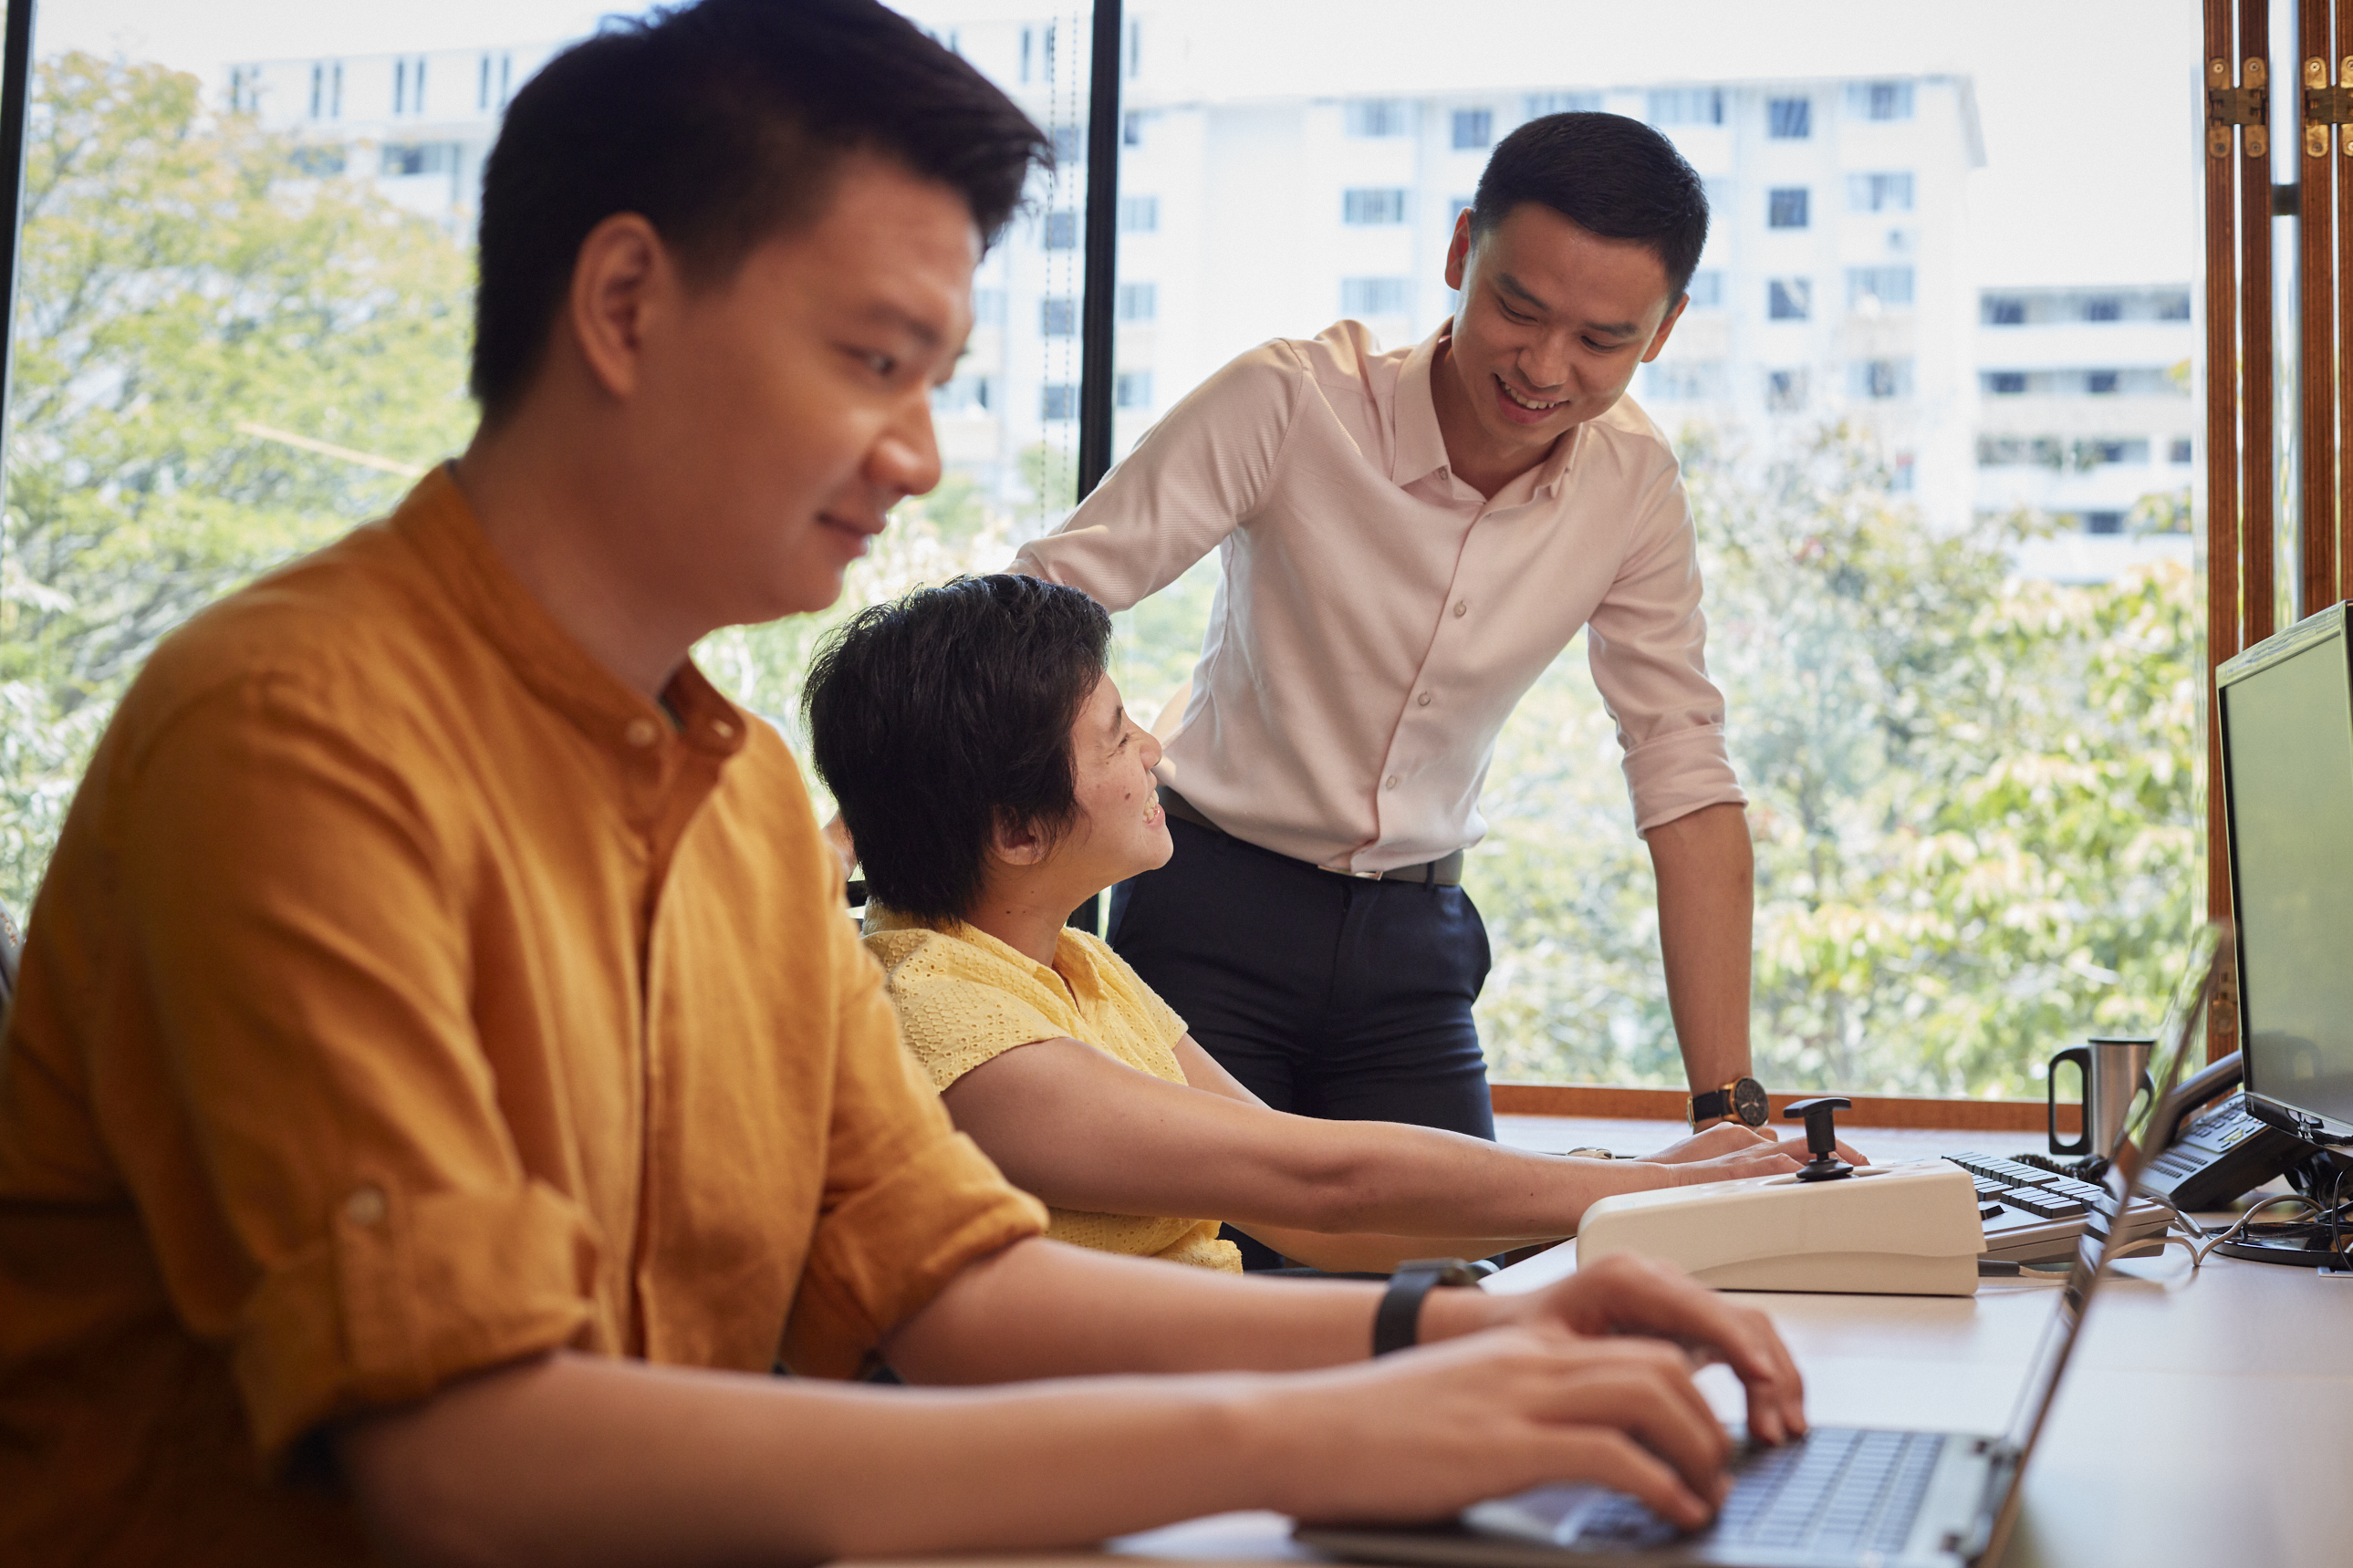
[1315,1252,1806,1532]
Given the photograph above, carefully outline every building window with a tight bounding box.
[1341,276,1414,316]
[1452,109,1493,150]
[1892,453,1916,492]
[1118,195,1159,234]
[2087,370,2120,394]
[2171,437,2194,462]
[380,142,458,177]
[1765,368,1809,411]
[1048,124,1085,168]
[1115,370,1153,409]
[1648,88,1723,126]
[2083,296,2123,322]
[1118,282,1157,322]
[289,144,346,177]
[1685,269,1723,308]
[392,56,427,117]
[1126,17,1141,77]
[477,52,513,111]
[227,65,260,115]
[1123,111,1144,147]
[1040,296,1078,337]
[1847,171,1915,213]
[1525,90,1602,117]
[1847,266,1914,309]
[1768,188,1810,229]
[932,375,991,414]
[1984,371,2028,394]
[971,287,1006,326]
[1345,99,1409,137]
[1767,278,1812,320]
[308,62,325,119]
[2157,292,2192,320]
[1768,97,1812,138]
[1020,26,1033,82]
[1343,188,1409,225]
[2084,510,2126,535]
[1848,80,1916,121]
[1043,211,1079,249]
[1851,358,1914,399]
[1644,360,1725,400]
[1042,384,1078,421]
[1983,296,2026,326]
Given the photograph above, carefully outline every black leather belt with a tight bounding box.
[1156,785,1465,887]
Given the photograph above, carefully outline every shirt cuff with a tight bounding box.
[781,1132,1047,1378]
[235,1178,599,1470]
[1622,726,1748,836]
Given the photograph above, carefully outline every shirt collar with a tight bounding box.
[1392,319,1589,500]
[391,465,748,763]
[862,903,1102,1007]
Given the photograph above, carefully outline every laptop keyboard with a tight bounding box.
[1567,1428,1947,1556]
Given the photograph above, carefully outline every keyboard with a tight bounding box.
[1562,1428,1948,1557]
[1942,1151,2169,1262]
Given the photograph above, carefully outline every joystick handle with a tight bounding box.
[1783,1096,1855,1181]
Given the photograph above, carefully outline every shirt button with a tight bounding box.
[1416,692,1432,707]
[624,718,660,748]
[343,1185,387,1227]
[1452,600,1468,618]
[1384,774,1400,790]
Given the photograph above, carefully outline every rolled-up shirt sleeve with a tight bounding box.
[780,909,1046,1378]
[1582,457,1747,836]
[118,674,600,1468]
[1009,339,1302,609]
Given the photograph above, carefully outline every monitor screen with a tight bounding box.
[2221,621,2353,1140]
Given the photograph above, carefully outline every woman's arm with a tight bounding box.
[938,1035,1804,1248]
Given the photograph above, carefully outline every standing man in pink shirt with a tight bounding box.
[1013,115,1767,1265]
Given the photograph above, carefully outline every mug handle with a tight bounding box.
[2048,1045,2091,1156]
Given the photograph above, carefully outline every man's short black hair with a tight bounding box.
[472,0,1049,419]
[805,575,1113,924]
[1469,112,1709,299]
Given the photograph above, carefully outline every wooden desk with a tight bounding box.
[859,1117,2353,1568]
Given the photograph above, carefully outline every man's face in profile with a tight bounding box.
[1440,201,1685,463]
[634,153,980,626]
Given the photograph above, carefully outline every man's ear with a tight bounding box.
[1443,207,1475,293]
[987,809,1050,869]
[1639,292,1691,365]
[565,212,674,402]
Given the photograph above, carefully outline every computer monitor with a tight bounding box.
[2215,603,2353,1172]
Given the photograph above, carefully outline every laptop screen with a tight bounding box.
[2001,922,2223,1457]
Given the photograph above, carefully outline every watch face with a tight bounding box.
[1732,1077,1771,1127]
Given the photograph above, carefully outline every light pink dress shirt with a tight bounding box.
[1010,320,1745,874]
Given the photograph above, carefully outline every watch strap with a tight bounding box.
[1372,1259,1483,1356]
[1690,1086,1734,1125]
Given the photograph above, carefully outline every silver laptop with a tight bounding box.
[1296,925,2226,1568]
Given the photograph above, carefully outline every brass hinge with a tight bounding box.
[2304,57,2353,155]
[2209,57,2269,159]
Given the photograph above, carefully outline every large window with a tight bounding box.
[0,0,2211,1106]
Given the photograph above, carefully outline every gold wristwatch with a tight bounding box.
[1689,1076,1770,1128]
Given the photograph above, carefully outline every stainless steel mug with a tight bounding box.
[2047,1036,2156,1157]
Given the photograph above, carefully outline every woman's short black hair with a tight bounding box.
[805,575,1113,923]
[472,0,1049,420]
[1470,112,1709,300]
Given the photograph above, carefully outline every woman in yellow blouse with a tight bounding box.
[807,575,1845,1273]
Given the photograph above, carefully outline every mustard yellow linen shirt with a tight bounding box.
[864,909,1242,1272]
[0,470,1046,1565]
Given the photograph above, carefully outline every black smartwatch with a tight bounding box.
[1372,1258,1487,1356]
[1690,1075,1770,1129]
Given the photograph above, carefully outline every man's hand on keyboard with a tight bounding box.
[1267,1320,1732,1532]
[1471,1252,1809,1449]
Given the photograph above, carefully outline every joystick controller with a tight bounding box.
[1786,1096,1856,1182]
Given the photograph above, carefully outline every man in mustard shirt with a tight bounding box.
[0,3,1809,1562]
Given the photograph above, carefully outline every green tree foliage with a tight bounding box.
[0,55,475,912]
[1474,428,2200,1097]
